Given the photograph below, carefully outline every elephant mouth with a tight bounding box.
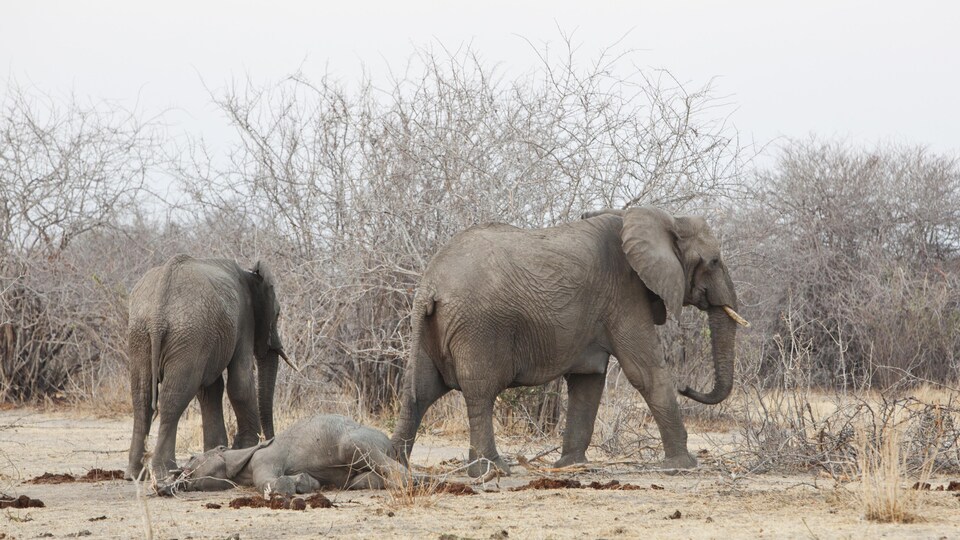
[721,305,750,327]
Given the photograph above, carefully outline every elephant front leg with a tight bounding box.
[267,473,322,496]
[613,329,697,469]
[636,366,697,469]
[464,396,511,477]
[197,376,228,451]
[555,372,606,468]
[226,355,261,448]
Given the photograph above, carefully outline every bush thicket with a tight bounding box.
[2,46,958,447]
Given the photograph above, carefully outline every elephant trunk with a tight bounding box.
[678,306,737,405]
[256,349,279,440]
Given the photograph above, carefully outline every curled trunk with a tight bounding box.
[678,306,737,405]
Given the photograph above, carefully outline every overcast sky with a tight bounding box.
[3,0,959,162]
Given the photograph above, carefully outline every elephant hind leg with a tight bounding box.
[126,363,154,481]
[390,348,450,465]
[555,372,606,467]
[151,384,195,482]
[463,395,510,477]
[346,470,388,490]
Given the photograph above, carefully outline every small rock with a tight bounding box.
[87,516,107,521]
[205,503,222,509]
[668,510,682,520]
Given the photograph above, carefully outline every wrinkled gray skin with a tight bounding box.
[391,207,742,477]
[125,254,286,483]
[160,414,408,496]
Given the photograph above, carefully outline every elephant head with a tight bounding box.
[247,261,287,439]
[161,440,272,494]
[615,207,748,405]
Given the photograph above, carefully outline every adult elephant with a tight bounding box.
[390,207,748,477]
[125,254,292,482]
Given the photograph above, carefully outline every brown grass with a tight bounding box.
[382,466,445,509]
[855,423,932,524]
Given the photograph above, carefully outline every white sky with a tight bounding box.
[3,0,959,160]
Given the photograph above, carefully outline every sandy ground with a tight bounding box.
[1,408,959,539]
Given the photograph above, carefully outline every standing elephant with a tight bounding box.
[125,254,292,482]
[390,207,748,477]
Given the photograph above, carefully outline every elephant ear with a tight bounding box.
[223,441,269,479]
[620,207,684,323]
[250,260,276,287]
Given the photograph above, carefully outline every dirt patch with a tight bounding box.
[586,480,643,491]
[510,478,644,491]
[435,482,477,495]
[511,478,582,491]
[26,469,125,485]
[914,481,960,491]
[0,494,46,508]
[227,492,334,510]
[6,409,960,539]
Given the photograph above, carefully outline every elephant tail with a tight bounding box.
[149,325,164,421]
[420,289,436,317]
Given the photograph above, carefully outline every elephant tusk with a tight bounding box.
[722,306,751,328]
[275,348,302,374]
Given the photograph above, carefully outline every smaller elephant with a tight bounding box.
[126,254,293,483]
[159,414,410,496]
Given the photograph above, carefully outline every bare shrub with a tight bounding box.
[737,139,960,389]
[0,83,161,402]
[176,40,741,418]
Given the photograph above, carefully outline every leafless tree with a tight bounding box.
[737,139,960,389]
[0,82,161,402]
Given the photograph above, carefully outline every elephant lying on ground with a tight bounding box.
[159,414,410,496]
[391,207,749,477]
[126,254,293,483]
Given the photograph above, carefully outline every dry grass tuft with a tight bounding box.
[855,423,931,524]
[382,466,444,509]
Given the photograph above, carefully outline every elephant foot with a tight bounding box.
[554,452,588,468]
[467,456,511,478]
[124,464,142,482]
[659,452,698,470]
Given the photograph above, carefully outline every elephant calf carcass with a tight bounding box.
[391,207,749,477]
[161,414,410,495]
[125,254,292,483]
